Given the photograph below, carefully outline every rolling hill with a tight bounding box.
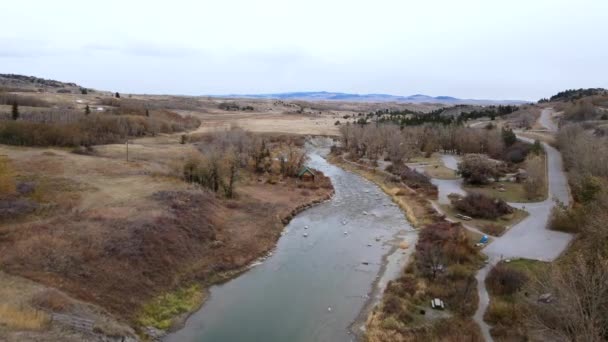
[221,91,528,105]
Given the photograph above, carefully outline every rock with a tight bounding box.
[399,241,409,249]
[144,326,165,340]
[538,293,553,303]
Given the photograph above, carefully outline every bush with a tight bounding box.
[486,265,527,296]
[0,197,39,220]
[458,154,503,185]
[549,204,583,233]
[452,193,513,219]
[485,299,519,325]
[502,128,517,146]
[502,142,531,163]
[398,165,436,191]
[481,223,505,236]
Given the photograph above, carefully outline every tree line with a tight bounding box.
[358,105,518,127]
[182,129,309,198]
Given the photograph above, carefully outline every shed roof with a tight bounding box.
[298,167,316,177]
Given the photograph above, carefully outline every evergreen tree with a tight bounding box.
[145,109,150,117]
[501,128,517,147]
[11,102,19,120]
[115,92,120,98]
[532,139,543,155]
[85,105,91,115]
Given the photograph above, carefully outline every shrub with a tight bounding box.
[502,128,517,146]
[502,141,531,163]
[486,264,527,296]
[458,154,503,185]
[452,193,513,219]
[0,197,39,220]
[447,263,472,280]
[481,223,506,236]
[485,299,519,325]
[218,102,240,111]
[549,204,584,233]
[398,165,436,191]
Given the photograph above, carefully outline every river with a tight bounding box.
[165,143,417,342]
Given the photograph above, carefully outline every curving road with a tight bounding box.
[473,108,573,341]
[538,108,558,132]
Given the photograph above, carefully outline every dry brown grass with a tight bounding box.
[30,289,72,312]
[423,164,459,180]
[0,304,50,331]
[0,131,334,331]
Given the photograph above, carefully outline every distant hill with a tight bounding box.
[0,74,88,93]
[221,91,528,105]
[546,88,607,102]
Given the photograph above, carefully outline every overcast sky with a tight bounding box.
[1,0,606,100]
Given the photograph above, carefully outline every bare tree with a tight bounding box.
[527,254,608,342]
[524,155,545,199]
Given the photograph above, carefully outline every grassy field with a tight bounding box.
[424,164,459,180]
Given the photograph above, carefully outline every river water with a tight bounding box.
[165,144,416,342]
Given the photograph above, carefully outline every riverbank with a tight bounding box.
[328,155,438,228]
[139,178,335,338]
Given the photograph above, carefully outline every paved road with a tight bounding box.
[538,108,558,132]
[471,109,573,341]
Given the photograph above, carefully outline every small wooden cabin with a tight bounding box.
[298,167,316,182]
